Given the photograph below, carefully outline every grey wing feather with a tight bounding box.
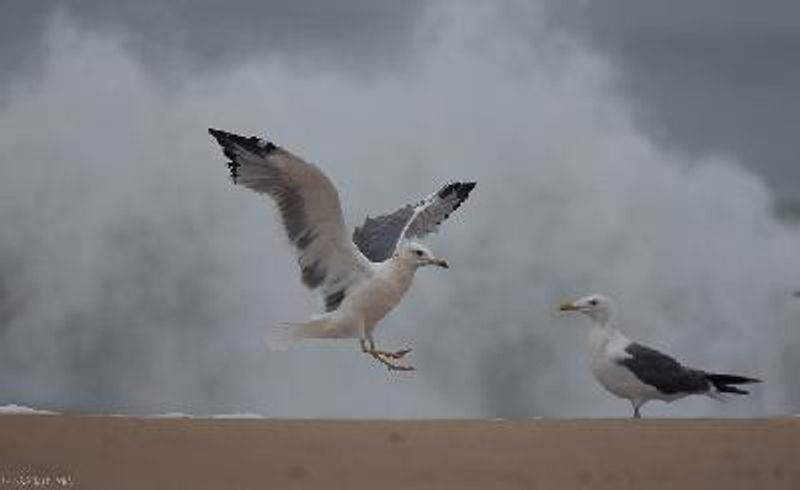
[351,205,416,263]
[619,343,710,395]
[405,182,476,238]
[209,128,371,312]
[353,182,476,262]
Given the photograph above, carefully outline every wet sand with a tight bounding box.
[0,416,798,489]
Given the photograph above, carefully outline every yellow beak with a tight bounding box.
[558,300,578,312]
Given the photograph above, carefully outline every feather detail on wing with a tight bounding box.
[617,342,710,395]
[352,181,475,262]
[209,128,371,312]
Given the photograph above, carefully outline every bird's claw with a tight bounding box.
[380,348,412,359]
[366,349,415,372]
[360,339,415,371]
[372,352,415,371]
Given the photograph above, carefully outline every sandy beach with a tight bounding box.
[0,415,797,489]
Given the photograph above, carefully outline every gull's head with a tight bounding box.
[398,242,449,269]
[558,294,614,324]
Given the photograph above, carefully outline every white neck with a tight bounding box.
[390,254,420,271]
[587,319,615,354]
[385,255,418,280]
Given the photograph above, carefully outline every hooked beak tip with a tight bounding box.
[436,259,449,269]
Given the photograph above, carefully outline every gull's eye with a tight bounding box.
[414,250,424,257]
[588,299,598,306]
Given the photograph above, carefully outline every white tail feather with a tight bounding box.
[265,316,332,351]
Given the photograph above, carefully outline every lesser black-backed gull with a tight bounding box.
[559,294,761,417]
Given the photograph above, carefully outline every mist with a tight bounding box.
[0,2,798,417]
[539,0,800,205]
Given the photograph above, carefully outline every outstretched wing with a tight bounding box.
[617,343,710,395]
[352,182,475,262]
[209,128,371,312]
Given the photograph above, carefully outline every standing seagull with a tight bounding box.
[558,294,761,417]
[209,128,475,371]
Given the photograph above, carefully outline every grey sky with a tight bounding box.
[3,1,798,204]
[540,0,800,203]
[0,1,798,417]
[0,0,427,92]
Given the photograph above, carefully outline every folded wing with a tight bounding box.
[617,342,710,394]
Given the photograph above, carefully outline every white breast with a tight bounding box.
[589,327,662,402]
[343,259,415,330]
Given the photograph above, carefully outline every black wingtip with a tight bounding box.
[707,373,762,395]
[462,181,477,197]
[208,127,231,144]
[208,128,279,183]
[438,181,477,201]
[208,128,277,154]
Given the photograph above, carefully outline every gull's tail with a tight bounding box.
[705,373,762,395]
[265,315,333,351]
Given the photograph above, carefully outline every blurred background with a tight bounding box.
[1,0,799,418]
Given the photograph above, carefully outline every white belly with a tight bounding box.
[339,262,415,332]
[587,325,690,407]
[591,353,688,404]
[591,355,662,402]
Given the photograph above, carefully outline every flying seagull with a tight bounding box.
[209,128,475,371]
[558,294,761,418]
